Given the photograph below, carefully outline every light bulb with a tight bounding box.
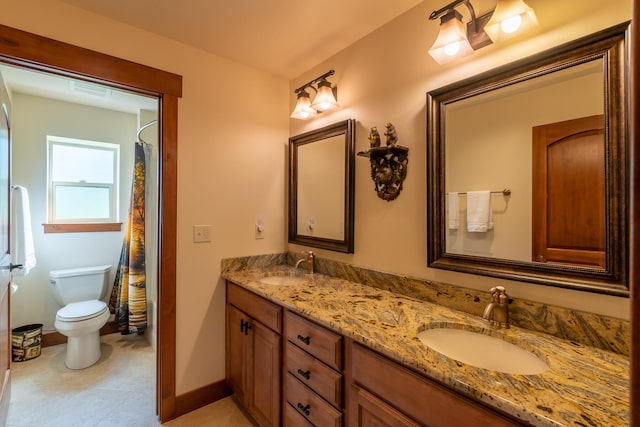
[500,15,522,34]
[444,42,461,57]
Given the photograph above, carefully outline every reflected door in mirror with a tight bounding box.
[532,115,605,268]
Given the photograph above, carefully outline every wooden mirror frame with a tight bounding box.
[289,119,355,253]
[427,22,629,296]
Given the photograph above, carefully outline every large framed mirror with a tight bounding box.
[289,119,355,253]
[427,22,629,296]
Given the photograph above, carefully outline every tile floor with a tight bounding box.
[8,333,253,427]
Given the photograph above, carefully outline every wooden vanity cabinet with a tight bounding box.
[226,282,282,427]
[347,341,525,427]
[225,281,528,427]
[284,311,343,426]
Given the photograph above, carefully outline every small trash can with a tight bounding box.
[12,323,43,362]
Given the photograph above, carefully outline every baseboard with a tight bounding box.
[175,379,231,418]
[41,323,121,348]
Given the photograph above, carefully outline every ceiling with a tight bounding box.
[2,0,426,114]
[58,0,425,79]
[0,64,158,114]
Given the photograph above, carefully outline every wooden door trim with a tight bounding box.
[630,1,639,425]
[0,24,181,422]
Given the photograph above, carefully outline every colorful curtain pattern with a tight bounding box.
[109,142,147,334]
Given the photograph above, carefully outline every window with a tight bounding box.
[47,136,120,225]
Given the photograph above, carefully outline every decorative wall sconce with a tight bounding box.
[428,0,537,64]
[357,123,409,201]
[290,70,339,120]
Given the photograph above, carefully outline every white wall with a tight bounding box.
[288,0,632,320]
[3,0,288,395]
[11,93,137,331]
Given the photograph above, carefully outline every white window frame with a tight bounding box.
[46,136,120,224]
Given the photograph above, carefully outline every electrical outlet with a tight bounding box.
[193,225,211,243]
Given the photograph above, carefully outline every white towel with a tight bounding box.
[448,192,459,230]
[467,191,493,232]
[11,185,36,276]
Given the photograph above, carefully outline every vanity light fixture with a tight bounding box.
[428,0,492,63]
[428,0,537,64]
[290,70,339,120]
[484,0,538,42]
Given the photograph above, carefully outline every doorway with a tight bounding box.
[0,24,180,423]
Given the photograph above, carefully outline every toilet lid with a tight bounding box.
[57,300,108,322]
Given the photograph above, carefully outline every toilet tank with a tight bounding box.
[50,265,112,306]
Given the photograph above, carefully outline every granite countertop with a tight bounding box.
[222,266,629,427]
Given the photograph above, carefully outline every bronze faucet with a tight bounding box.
[295,251,315,274]
[482,286,510,328]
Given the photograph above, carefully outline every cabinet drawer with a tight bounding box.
[351,343,521,427]
[227,281,282,333]
[285,403,314,427]
[286,311,342,370]
[286,373,342,427]
[286,342,342,408]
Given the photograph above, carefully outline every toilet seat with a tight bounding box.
[56,300,108,322]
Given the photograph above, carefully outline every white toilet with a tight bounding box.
[49,265,112,369]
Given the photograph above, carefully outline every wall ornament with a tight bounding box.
[357,122,409,201]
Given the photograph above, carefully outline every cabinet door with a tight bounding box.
[249,320,282,427]
[353,385,420,427]
[226,304,248,403]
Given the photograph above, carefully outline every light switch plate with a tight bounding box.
[255,217,264,239]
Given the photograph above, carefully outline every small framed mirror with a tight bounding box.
[427,23,629,296]
[289,119,355,253]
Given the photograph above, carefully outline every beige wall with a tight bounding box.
[297,135,345,240]
[289,0,631,319]
[4,0,289,395]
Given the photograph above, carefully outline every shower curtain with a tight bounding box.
[110,142,147,334]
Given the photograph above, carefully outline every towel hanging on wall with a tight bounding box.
[467,191,493,232]
[11,185,36,276]
[448,192,459,230]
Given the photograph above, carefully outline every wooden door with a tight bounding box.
[532,115,605,268]
[248,320,281,427]
[226,304,248,404]
[0,72,12,426]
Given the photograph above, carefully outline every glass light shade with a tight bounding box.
[484,0,538,42]
[310,81,339,112]
[428,13,474,64]
[290,92,317,120]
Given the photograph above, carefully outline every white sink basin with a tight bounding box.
[417,327,549,375]
[259,275,308,286]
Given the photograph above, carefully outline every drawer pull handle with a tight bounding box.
[297,402,311,416]
[297,334,311,345]
[297,368,311,380]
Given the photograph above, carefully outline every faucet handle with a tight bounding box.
[490,286,508,302]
